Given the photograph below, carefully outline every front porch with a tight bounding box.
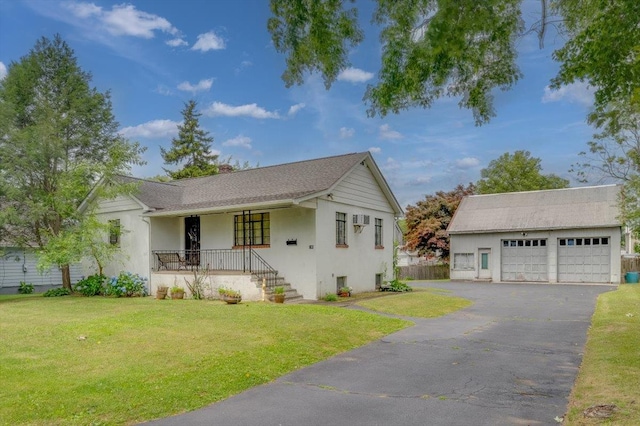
[150,249,301,301]
[152,248,279,284]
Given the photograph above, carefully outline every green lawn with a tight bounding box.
[356,287,473,318]
[565,284,640,425]
[0,296,410,425]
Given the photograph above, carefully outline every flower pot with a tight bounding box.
[156,287,168,300]
[338,292,350,297]
[274,293,285,303]
[223,295,241,304]
[171,291,185,300]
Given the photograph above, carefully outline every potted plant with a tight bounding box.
[156,285,169,300]
[170,285,185,299]
[273,286,286,303]
[218,287,242,304]
[338,286,352,297]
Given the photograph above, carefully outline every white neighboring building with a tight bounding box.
[83,152,403,300]
[447,185,622,284]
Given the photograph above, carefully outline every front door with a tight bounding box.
[184,216,200,266]
[478,249,491,280]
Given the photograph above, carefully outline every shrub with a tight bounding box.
[18,281,35,294]
[43,288,71,297]
[387,279,413,292]
[105,272,148,297]
[74,275,106,296]
[324,293,338,302]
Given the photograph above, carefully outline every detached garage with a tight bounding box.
[448,185,622,284]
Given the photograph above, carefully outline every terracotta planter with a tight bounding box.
[338,292,350,297]
[171,291,185,300]
[223,295,242,304]
[274,293,285,303]
[156,287,168,300]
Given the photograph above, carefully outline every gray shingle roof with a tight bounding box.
[448,185,622,234]
[122,152,373,214]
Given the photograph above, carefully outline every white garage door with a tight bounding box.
[501,239,548,282]
[558,237,610,283]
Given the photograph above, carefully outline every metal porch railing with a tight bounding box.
[152,249,279,288]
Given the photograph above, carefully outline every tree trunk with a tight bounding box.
[61,264,71,289]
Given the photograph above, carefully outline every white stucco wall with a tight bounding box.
[315,197,395,298]
[150,272,262,301]
[90,195,150,280]
[450,227,622,283]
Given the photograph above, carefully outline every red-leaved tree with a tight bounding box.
[404,183,476,261]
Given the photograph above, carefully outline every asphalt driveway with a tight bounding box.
[146,282,613,426]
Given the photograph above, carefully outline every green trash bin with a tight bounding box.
[625,271,639,283]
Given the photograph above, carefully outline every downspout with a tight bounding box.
[142,215,151,295]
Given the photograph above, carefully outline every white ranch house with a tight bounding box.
[85,152,403,300]
[447,185,622,284]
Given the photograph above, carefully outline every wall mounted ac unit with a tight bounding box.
[353,214,370,225]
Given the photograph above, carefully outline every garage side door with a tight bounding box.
[558,237,610,283]
[501,239,548,282]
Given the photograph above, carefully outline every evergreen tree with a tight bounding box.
[0,35,144,289]
[161,100,218,179]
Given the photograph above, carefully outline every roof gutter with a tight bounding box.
[448,223,623,235]
[143,199,295,217]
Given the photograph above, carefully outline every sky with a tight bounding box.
[0,0,599,209]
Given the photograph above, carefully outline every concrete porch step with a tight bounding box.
[264,282,303,303]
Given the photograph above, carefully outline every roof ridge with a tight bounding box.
[160,151,369,184]
[115,174,182,187]
[468,183,621,198]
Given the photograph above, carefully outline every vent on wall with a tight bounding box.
[353,214,370,225]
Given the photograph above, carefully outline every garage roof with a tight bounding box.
[448,184,622,234]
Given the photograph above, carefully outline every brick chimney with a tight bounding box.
[218,164,233,174]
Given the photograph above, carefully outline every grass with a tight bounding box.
[356,287,473,318]
[565,284,640,425]
[0,296,410,425]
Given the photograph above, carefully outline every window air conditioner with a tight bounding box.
[353,214,370,225]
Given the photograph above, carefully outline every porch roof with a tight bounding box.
[117,152,401,216]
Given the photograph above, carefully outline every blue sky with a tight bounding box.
[0,0,597,208]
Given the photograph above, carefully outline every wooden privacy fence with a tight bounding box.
[621,256,640,276]
[398,264,450,281]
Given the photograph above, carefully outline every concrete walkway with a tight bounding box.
[145,282,613,426]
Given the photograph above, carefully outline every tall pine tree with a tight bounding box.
[161,100,218,179]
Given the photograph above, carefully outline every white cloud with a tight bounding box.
[205,102,280,119]
[339,127,355,139]
[65,2,101,18]
[542,81,594,106]
[155,84,172,96]
[455,157,480,168]
[407,176,432,186]
[383,157,401,171]
[337,67,374,83]
[287,103,305,116]
[379,124,403,140]
[166,37,187,47]
[192,31,226,52]
[368,147,381,154]
[63,2,180,40]
[0,62,6,80]
[177,78,213,94]
[222,135,252,149]
[119,119,180,139]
